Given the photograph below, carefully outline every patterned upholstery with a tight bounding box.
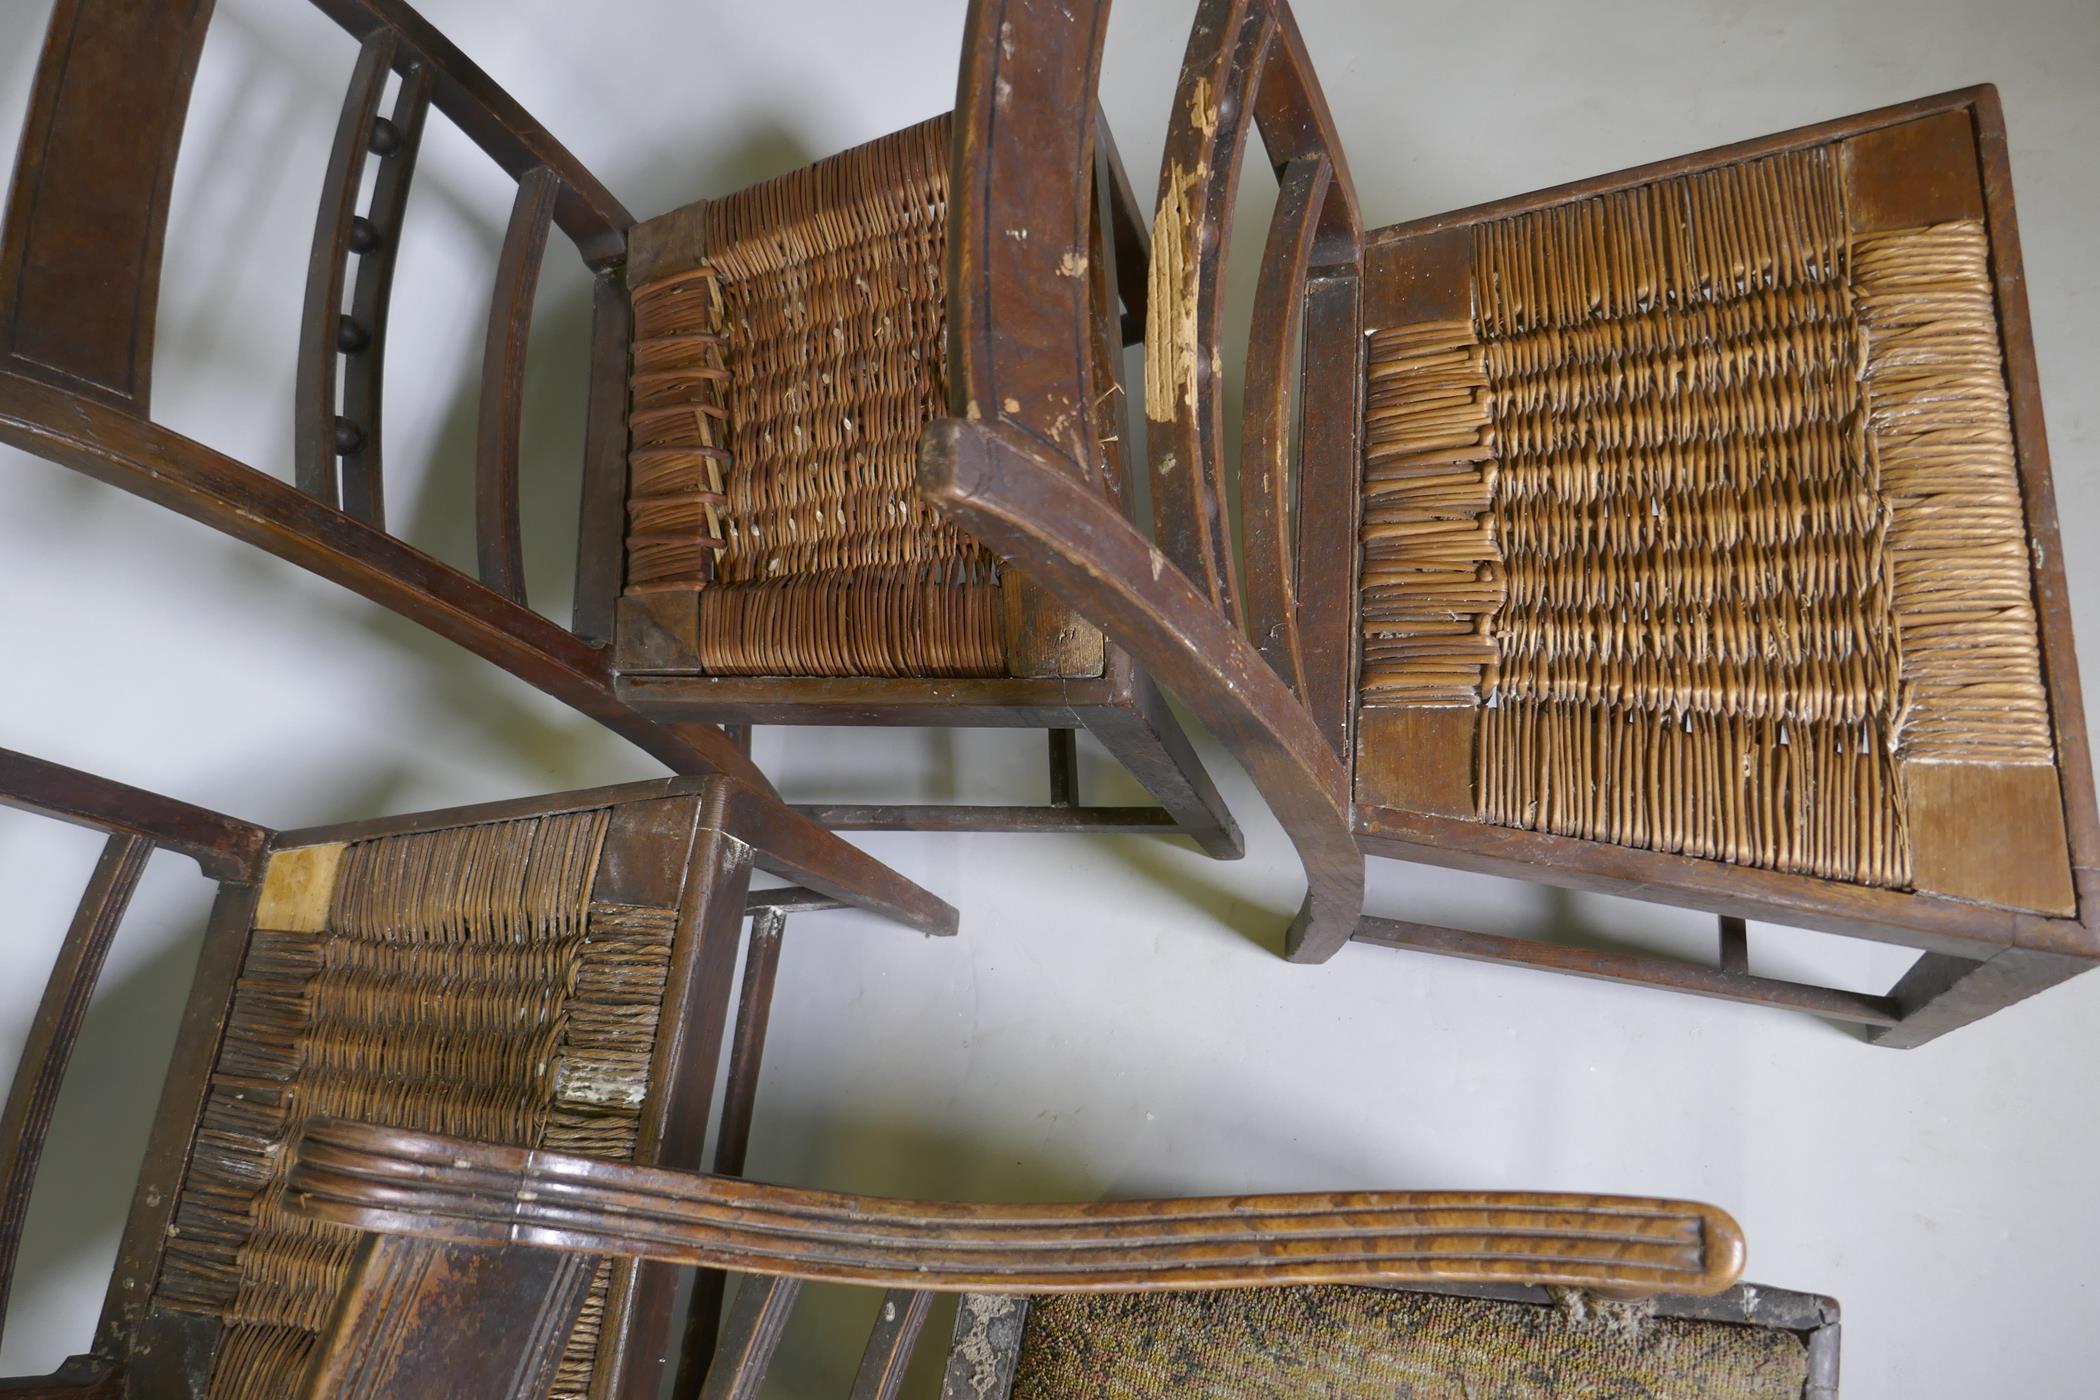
[1012,1285,1809,1400]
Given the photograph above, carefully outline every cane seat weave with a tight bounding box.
[1012,1286,1810,1400]
[1355,114,2075,913]
[149,812,676,1399]
[622,114,1007,678]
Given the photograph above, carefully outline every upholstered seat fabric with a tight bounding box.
[1012,1286,1808,1400]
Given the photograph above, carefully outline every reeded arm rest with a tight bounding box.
[285,1118,1745,1296]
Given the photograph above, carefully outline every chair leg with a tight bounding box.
[675,908,788,1395]
[715,781,958,936]
[1079,677,1244,860]
[1866,945,2091,1049]
[1047,728,1079,807]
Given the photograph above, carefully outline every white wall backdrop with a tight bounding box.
[1,1,2094,1395]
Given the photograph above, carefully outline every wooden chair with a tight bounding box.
[273,1115,1758,1397]
[921,0,2100,1047]
[0,0,1239,856]
[0,747,953,1397]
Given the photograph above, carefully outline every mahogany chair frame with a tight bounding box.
[271,1117,1746,1397]
[926,0,2098,1048]
[0,0,1240,857]
[0,746,954,1398]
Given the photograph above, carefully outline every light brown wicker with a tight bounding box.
[1358,143,2049,891]
[153,811,671,1399]
[622,115,1006,677]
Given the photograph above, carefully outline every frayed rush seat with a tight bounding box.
[0,749,954,1400]
[623,116,1034,679]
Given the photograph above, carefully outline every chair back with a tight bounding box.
[0,0,758,785]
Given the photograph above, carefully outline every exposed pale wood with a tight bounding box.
[285,1118,1749,1296]
[254,843,346,933]
[1145,0,1267,625]
[476,166,560,604]
[742,886,846,915]
[0,835,151,1335]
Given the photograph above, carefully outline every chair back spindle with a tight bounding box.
[476,166,562,603]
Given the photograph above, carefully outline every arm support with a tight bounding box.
[286,1118,1746,1297]
[919,418,1364,959]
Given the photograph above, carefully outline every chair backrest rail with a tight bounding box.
[0,833,152,1339]
[571,274,633,644]
[307,0,635,265]
[295,32,399,506]
[1290,269,1363,758]
[0,748,266,880]
[1239,153,1332,702]
[339,61,436,529]
[476,166,561,604]
[0,382,768,788]
[1145,0,1271,630]
[0,0,216,414]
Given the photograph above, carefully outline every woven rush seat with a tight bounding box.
[1355,113,2078,917]
[622,115,1009,678]
[1009,1285,1810,1400]
[151,812,673,1398]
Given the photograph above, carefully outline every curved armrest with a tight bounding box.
[286,1118,1745,1297]
[920,418,1365,958]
